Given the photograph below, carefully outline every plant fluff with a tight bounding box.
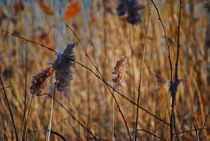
[53,43,76,95]
[30,67,54,96]
[112,56,128,90]
[116,0,144,25]
[30,43,76,96]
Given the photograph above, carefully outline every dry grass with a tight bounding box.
[0,0,209,140]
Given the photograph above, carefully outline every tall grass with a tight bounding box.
[0,0,209,140]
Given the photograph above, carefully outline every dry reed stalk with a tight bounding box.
[23,42,28,132]
[0,76,19,141]
[170,0,182,140]
[46,96,54,141]
[149,0,181,140]
[134,8,151,141]
[21,94,34,141]
[112,56,128,141]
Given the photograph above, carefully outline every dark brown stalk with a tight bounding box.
[171,0,182,140]
[134,8,151,141]
[149,0,182,140]
[27,128,66,141]
[0,28,170,127]
[0,86,12,91]
[149,0,173,82]
[175,0,182,81]
[0,76,19,141]
[49,130,66,141]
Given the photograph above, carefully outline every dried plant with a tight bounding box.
[112,56,129,140]
[116,0,144,25]
[0,1,209,140]
[30,67,54,96]
[53,43,76,95]
[112,56,128,90]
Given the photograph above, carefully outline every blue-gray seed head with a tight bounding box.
[53,43,76,95]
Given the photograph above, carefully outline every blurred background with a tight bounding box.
[0,0,209,140]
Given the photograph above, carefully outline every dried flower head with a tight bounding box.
[53,43,75,95]
[30,67,54,96]
[112,56,128,89]
[116,0,127,16]
[116,0,144,25]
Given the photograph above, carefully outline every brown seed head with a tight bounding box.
[30,67,54,96]
[112,56,128,89]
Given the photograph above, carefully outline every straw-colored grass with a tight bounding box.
[0,0,209,140]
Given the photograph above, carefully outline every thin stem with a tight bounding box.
[28,128,66,141]
[175,0,182,80]
[149,1,182,140]
[23,42,28,133]
[46,98,54,141]
[134,8,151,141]
[0,76,19,141]
[171,0,182,140]
[112,88,115,141]
[170,108,174,141]
[149,0,173,82]
[110,87,132,141]
[22,95,34,141]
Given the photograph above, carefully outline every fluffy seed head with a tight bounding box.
[53,43,75,95]
[116,0,144,25]
[112,56,128,90]
[30,67,54,96]
[116,1,127,16]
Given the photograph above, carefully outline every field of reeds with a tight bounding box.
[0,0,210,140]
